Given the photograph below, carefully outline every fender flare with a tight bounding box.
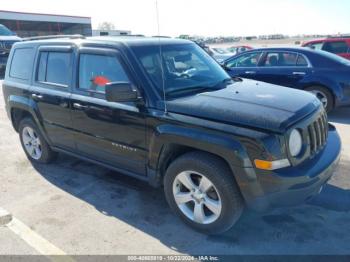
[7,95,51,144]
[147,124,255,186]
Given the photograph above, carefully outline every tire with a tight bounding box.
[18,117,57,163]
[305,86,334,112]
[164,151,244,234]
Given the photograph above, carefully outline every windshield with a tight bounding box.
[314,49,350,66]
[0,25,15,36]
[132,43,231,97]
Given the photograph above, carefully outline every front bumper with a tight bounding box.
[241,125,341,211]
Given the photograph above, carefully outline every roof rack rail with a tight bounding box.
[126,34,145,37]
[152,35,171,38]
[22,34,85,41]
[97,34,144,37]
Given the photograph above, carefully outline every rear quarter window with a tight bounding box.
[296,55,308,66]
[9,48,35,80]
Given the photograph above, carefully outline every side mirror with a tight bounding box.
[105,82,139,103]
[221,63,230,71]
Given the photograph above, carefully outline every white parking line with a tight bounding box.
[7,217,67,255]
[1,207,74,260]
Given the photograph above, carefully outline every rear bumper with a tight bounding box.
[240,125,341,211]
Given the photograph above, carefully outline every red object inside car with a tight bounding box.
[92,76,110,86]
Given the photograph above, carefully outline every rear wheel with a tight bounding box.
[305,86,334,112]
[164,152,244,234]
[19,118,57,163]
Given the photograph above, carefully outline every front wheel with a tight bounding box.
[164,152,244,234]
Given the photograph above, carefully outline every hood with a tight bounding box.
[0,35,21,41]
[166,79,321,133]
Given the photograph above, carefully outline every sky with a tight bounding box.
[1,0,349,37]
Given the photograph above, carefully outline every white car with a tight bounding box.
[209,47,235,63]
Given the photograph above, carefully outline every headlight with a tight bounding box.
[289,129,303,157]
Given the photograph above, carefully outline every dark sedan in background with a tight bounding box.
[222,47,350,112]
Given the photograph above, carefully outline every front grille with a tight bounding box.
[307,111,328,157]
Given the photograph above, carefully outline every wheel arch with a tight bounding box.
[7,95,50,143]
[11,107,34,132]
[302,82,339,107]
[147,124,252,189]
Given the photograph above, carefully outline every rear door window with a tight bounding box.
[322,41,348,53]
[37,51,71,86]
[262,52,296,67]
[10,48,35,80]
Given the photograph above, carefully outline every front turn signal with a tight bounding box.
[254,159,290,170]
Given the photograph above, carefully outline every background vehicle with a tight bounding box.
[0,24,21,76]
[209,47,235,62]
[227,45,253,54]
[302,38,350,60]
[223,47,350,112]
[2,37,341,234]
[193,40,213,56]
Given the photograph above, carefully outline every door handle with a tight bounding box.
[245,71,256,74]
[292,72,306,76]
[73,103,88,110]
[31,93,43,100]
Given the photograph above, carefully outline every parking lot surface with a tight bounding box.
[0,80,349,255]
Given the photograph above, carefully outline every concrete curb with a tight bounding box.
[0,207,12,226]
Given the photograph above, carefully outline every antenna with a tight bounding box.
[156,0,168,114]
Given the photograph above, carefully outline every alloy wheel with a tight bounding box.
[22,126,42,160]
[172,171,222,224]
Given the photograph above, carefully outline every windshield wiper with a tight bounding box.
[222,77,243,83]
[166,86,220,97]
[211,77,236,88]
[166,77,236,97]
[232,77,243,82]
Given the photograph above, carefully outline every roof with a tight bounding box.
[15,36,193,49]
[0,10,91,24]
[87,36,192,46]
[303,38,350,44]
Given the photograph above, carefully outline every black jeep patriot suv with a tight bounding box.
[2,36,341,234]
